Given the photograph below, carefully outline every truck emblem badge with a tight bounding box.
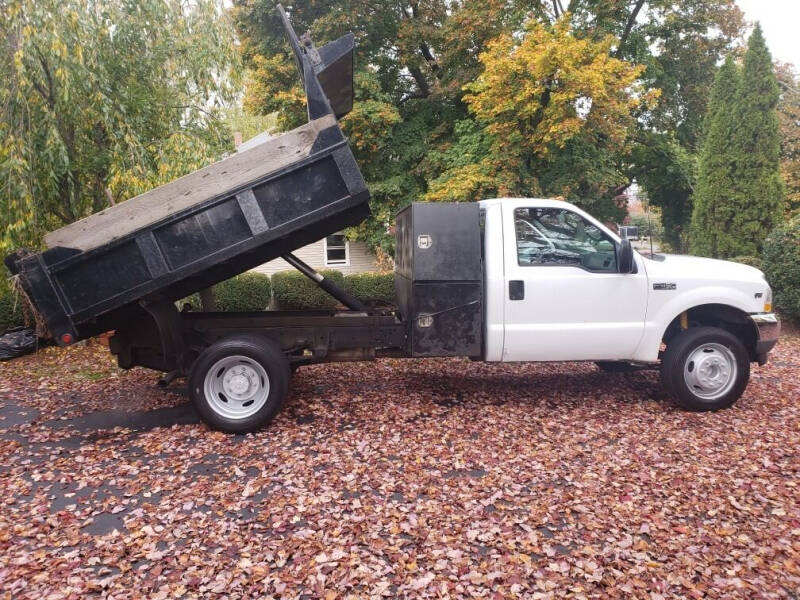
[417,234,432,249]
[653,282,677,291]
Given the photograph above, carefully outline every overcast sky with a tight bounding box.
[736,0,800,68]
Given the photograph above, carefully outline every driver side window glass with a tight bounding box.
[514,207,617,272]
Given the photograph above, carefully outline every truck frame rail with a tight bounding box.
[110,308,407,374]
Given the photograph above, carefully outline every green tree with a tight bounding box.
[233,0,528,253]
[689,55,741,257]
[233,1,743,252]
[776,63,800,216]
[728,23,784,255]
[619,1,743,249]
[0,0,240,254]
[630,133,695,252]
[691,25,784,258]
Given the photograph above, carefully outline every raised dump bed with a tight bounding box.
[6,6,369,345]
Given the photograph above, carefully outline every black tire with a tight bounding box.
[189,335,289,433]
[595,361,642,373]
[660,326,750,411]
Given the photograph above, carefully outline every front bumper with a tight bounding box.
[751,312,780,364]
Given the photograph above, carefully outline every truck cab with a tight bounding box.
[480,197,779,409]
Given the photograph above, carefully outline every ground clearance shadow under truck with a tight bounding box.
[6,7,780,433]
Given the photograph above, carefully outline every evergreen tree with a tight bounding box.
[690,24,784,258]
[727,23,785,257]
[690,55,741,257]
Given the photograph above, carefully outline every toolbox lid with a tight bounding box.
[395,203,482,282]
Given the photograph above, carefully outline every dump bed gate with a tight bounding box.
[6,6,369,345]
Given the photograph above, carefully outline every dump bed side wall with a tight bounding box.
[43,116,338,253]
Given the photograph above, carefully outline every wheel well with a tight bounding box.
[662,304,758,360]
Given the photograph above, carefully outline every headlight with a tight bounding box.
[764,286,773,313]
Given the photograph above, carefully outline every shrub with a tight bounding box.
[730,255,763,270]
[0,281,25,332]
[178,270,397,313]
[214,272,272,311]
[177,272,272,312]
[272,270,344,310]
[343,272,395,307]
[762,217,800,322]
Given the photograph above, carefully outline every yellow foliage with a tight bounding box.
[1,0,239,254]
[423,16,658,205]
[107,132,221,202]
[464,16,657,162]
[341,100,401,155]
[243,54,306,130]
[425,161,497,203]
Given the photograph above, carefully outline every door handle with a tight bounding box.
[509,280,524,300]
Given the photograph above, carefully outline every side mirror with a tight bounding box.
[618,239,635,274]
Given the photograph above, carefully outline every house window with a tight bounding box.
[324,233,349,266]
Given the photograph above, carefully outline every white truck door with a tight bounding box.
[502,204,648,361]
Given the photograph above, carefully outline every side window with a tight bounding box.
[324,233,349,266]
[515,208,617,272]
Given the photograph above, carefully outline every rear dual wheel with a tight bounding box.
[189,335,289,433]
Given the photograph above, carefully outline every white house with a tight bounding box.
[252,233,378,276]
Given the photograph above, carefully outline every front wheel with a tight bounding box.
[189,335,289,433]
[660,326,750,411]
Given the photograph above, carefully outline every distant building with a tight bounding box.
[252,234,378,275]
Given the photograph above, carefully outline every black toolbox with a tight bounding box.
[394,203,483,357]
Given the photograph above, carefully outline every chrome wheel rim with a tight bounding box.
[203,355,270,420]
[683,342,737,401]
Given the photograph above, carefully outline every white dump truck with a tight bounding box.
[7,8,779,433]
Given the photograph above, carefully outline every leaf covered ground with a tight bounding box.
[0,337,798,599]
